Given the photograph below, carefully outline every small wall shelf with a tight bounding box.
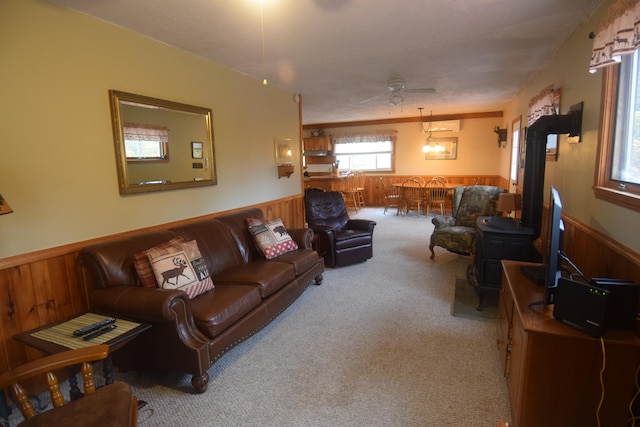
[278,164,294,179]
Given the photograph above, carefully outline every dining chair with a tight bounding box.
[0,345,138,426]
[432,175,448,184]
[408,176,426,186]
[399,178,425,217]
[340,173,359,213]
[425,178,448,216]
[354,171,367,208]
[379,177,401,214]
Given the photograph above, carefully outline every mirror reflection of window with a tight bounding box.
[123,123,170,161]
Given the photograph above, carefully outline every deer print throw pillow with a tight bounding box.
[146,239,214,299]
[133,236,186,288]
[246,218,298,260]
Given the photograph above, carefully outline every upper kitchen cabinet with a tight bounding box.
[303,137,332,155]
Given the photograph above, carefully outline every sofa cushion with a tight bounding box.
[133,236,186,287]
[246,218,298,259]
[147,239,215,299]
[214,259,295,298]
[431,225,477,255]
[190,284,262,338]
[271,249,321,276]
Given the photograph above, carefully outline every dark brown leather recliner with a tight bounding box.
[304,191,376,267]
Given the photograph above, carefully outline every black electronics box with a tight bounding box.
[590,278,639,331]
[553,278,610,337]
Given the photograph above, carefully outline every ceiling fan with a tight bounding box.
[360,78,436,105]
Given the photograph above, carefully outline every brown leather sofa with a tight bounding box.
[78,208,324,393]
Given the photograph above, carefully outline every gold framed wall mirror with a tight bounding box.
[109,90,217,195]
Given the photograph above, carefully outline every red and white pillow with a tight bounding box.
[134,238,214,299]
[133,236,186,288]
[246,218,298,259]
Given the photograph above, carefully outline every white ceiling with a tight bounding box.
[49,0,603,125]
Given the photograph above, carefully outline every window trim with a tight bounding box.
[593,63,640,212]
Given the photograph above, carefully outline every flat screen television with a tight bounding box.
[521,186,564,304]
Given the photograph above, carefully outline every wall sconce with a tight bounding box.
[494,126,507,148]
[275,138,294,178]
[497,192,522,217]
[0,193,14,215]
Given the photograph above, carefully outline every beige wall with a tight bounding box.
[503,0,640,253]
[0,0,301,258]
[312,117,507,177]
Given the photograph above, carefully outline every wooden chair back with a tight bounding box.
[0,345,137,425]
[408,176,426,186]
[425,178,448,216]
[400,178,426,217]
[379,178,400,214]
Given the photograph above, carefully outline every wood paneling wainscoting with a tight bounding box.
[305,174,510,208]
[0,195,305,372]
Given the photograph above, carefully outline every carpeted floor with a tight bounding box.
[9,208,510,427]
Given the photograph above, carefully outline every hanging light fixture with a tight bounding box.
[390,92,403,106]
[419,108,435,152]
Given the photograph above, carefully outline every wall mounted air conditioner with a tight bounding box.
[426,120,460,132]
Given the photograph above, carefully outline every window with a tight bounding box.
[332,129,397,172]
[334,140,393,172]
[594,51,640,211]
[510,116,521,184]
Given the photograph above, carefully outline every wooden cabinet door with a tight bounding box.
[304,137,331,151]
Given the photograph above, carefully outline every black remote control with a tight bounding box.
[82,324,117,341]
[73,317,116,337]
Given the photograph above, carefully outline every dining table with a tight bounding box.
[391,181,463,216]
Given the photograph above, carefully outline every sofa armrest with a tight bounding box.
[89,285,192,323]
[346,219,377,233]
[432,215,455,229]
[287,227,314,249]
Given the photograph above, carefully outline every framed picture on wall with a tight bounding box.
[424,137,457,160]
[191,141,203,159]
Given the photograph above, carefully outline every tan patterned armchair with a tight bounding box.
[429,185,506,259]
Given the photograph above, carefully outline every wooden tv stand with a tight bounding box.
[499,260,640,427]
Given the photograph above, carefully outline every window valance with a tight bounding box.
[589,0,640,72]
[123,122,169,141]
[332,129,397,144]
[526,85,561,126]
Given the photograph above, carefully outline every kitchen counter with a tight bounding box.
[304,175,346,191]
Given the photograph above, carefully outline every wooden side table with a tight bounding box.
[14,313,151,399]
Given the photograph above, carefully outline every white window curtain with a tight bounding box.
[332,129,397,144]
[589,0,640,72]
[123,122,169,141]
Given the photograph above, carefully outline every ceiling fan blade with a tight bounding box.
[404,88,436,94]
[359,94,386,104]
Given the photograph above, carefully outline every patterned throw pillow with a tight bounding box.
[246,218,298,260]
[146,239,215,299]
[133,236,186,287]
